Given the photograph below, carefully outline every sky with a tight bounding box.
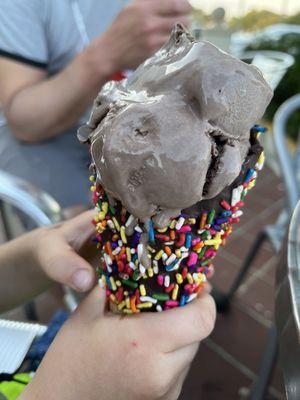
[189,0,300,17]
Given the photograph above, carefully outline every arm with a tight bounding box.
[0,211,96,313]
[0,0,191,142]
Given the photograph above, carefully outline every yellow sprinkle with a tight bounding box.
[248,180,255,189]
[125,297,130,309]
[89,175,95,182]
[118,301,126,310]
[102,202,108,213]
[137,302,153,309]
[169,220,176,229]
[126,247,131,262]
[120,226,127,244]
[176,273,183,284]
[187,218,196,225]
[148,268,154,278]
[112,217,120,231]
[175,249,182,258]
[157,227,168,233]
[204,239,222,246]
[135,259,139,267]
[172,284,179,301]
[139,284,146,296]
[123,309,133,314]
[98,211,106,221]
[109,277,117,291]
[154,250,164,260]
[187,273,194,284]
[94,215,99,223]
[124,291,129,296]
[258,151,265,166]
[110,294,116,303]
[90,185,96,192]
[116,280,122,287]
[147,245,156,253]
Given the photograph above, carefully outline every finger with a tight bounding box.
[140,293,216,352]
[61,210,96,251]
[40,233,95,292]
[75,284,108,320]
[150,0,192,17]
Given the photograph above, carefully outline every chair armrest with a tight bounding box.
[0,170,62,227]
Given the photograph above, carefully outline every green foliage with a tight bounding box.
[247,34,300,140]
[229,10,282,31]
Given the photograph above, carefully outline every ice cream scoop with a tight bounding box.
[78,24,272,227]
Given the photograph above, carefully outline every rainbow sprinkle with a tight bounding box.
[91,126,265,313]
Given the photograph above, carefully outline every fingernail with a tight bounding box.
[72,269,92,291]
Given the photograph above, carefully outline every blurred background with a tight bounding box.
[1,1,300,399]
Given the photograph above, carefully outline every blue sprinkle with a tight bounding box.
[106,276,112,290]
[253,124,267,133]
[148,219,155,243]
[185,233,192,248]
[244,168,255,183]
[211,225,221,231]
[221,210,232,217]
[216,217,228,224]
[132,254,138,263]
[166,260,179,271]
[111,242,118,250]
[179,296,186,307]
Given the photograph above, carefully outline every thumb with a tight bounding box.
[39,233,96,292]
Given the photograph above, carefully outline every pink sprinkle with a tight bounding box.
[197,267,205,273]
[192,238,201,246]
[121,254,126,261]
[178,225,192,233]
[209,228,217,235]
[166,300,179,307]
[106,289,111,296]
[187,252,198,267]
[205,249,217,258]
[157,275,164,286]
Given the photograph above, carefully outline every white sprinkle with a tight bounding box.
[165,241,174,245]
[128,262,137,270]
[104,253,112,266]
[156,305,163,312]
[98,277,105,288]
[162,252,168,263]
[130,248,136,254]
[186,293,197,303]
[135,226,143,233]
[175,217,185,230]
[232,210,243,218]
[153,260,159,274]
[140,296,157,304]
[107,220,116,231]
[125,214,135,227]
[164,275,170,287]
[181,252,189,259]
[231,185,243,206]
[137,244,144,261]
[112,247,121,256]
[197,229,205,234]
[139,263,146,274]
[118,240,123,247]
[166,253,176,265]
[180,246,188,252]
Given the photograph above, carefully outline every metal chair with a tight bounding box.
[0,170,63,319]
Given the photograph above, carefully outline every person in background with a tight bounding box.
[0,211,216,400]
[0,0,192,211]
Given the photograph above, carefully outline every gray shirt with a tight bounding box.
[0,0,128,208]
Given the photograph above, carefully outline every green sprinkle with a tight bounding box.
[121,279,138,289]
[198,246,207,259]
[109,204,116,215]
[96,267,104,278]
[152,293,170,301]
[200,258,211,266]
[207,210,216,225]
[97,200,102,209]
[132,270,140,281]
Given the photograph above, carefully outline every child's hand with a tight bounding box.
[21,286,216,400]
[34,210,97,292]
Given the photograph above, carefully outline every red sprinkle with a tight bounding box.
[165,283,175,293]
[220,200,231,210]
[182,267,188,279]
[155,234,170,241]
[176,233,186,248]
